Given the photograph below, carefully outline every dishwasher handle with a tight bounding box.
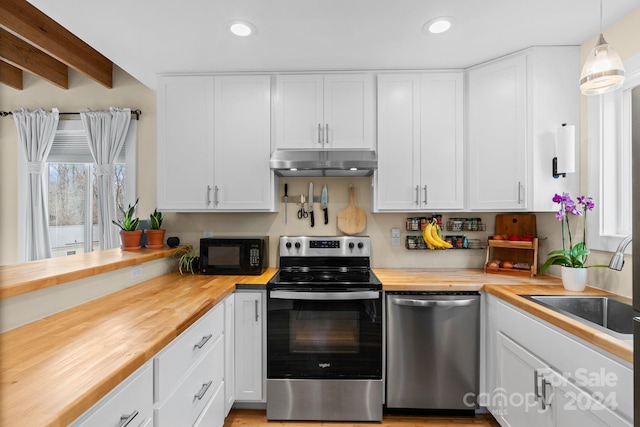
[390,297,477,308]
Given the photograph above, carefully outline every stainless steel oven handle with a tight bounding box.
[390,298,477,307]
[270,290,380,300]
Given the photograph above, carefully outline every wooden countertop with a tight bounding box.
[0,247,175,299]
[484,284,633,363]
[0,268,277,427]
[0,266,632,426]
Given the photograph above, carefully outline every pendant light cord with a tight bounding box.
[599,0,603,33]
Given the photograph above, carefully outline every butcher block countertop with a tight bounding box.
[0,266,632,426]
[0,268,277,427]
[0,247,175,299]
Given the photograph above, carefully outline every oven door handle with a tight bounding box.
[390,297,477,308]
[270,290,380,301]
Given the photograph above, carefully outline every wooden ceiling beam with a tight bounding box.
[0,59,22,90]
[0,0,112,88]
[0,28,68,89]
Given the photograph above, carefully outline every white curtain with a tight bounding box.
[81,108,131,250]
[13,108,60,261]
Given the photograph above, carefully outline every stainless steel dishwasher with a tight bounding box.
[386,291,480,413]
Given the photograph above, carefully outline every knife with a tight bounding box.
[309,182,315,227]
[284,183,288,224]
[321,185,328,224]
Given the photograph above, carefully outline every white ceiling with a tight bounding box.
[26,0,640,90]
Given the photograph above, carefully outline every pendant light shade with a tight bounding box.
[580,33,625,95]
[579,0,625,95]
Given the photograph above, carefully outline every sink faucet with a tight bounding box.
[608,234,632,270]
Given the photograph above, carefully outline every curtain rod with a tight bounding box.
[0,109,142,120]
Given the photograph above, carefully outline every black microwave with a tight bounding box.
[199,237,268,275]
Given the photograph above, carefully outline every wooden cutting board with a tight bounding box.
[337,185,366,235]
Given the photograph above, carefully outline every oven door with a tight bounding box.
[267,289,382,379]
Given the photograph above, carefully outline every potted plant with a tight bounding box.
[540,193,606,290]
[173,244,200,274]
[145,208,165,249]
[112,198,142,250]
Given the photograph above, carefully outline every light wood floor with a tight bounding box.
[224,409,501,426]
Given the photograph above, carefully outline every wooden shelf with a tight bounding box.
[485,214,539,277]
[487,239,535,249]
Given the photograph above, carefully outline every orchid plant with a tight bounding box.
[540,193,606,272]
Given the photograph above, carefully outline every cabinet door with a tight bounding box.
[468,55,527,210]
[214,76,273,210]
[548,370,632,427]
[234,291,263,401]
[420,73,464,209]
[274,75,324,149]
[323,74,375,149]
[224,294,235,416]
[497,332,553,427]
[157,76,214,210]
[374,74,421,211]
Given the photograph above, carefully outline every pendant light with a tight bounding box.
[579,0,625,95]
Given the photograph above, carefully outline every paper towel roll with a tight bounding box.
[556,124,576,174]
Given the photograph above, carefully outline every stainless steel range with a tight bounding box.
[266,236,383,421]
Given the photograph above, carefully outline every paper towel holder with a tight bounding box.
[553,123,575,179]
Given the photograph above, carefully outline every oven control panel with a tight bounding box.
[279,236,370,257]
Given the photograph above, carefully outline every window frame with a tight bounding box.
[587,53,640,253]
[17,118,137,262]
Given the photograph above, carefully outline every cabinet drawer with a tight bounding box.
[155,334,224,427]
[71,361,153,427]
[154,304,223,403]
[193,381,225,427]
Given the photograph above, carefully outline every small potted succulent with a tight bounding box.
[145,208,165,249]
[112,198,142,250]
[173,244,200,274]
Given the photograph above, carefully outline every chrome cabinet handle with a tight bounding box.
[193,334,212,350]
[325,124,329,145]
[534,370,541,402]
[206,185,211,206]
[254,299,259,321]
[415,185,419,205]
[423,185,428,205]
[214,186,220,206]
[517,181,523,204]
[194,380,212,401]
[540,377,552,410]
[317,123,322,144]
[118,410,139,427]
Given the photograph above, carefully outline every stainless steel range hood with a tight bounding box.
[270,149,377,177]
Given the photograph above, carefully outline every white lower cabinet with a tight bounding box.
[154,303,225,427]
[486,294,632,426]
[70,361,154,427]
[224,293,235,415]
[234,291,264,401]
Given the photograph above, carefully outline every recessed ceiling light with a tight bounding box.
[422,17,455,34]
[229,20,257,37]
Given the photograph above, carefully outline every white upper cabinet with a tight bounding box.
[374,72,464,211]
[467,54,527,210]
[157,75,274,211]
[274,74,375,150]
[467,47,579,211]
[157,75,215,211]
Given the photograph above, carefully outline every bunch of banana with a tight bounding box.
[422,220,453,249]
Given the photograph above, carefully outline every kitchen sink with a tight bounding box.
[519,295,634,340]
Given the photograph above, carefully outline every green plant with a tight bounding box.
[173,245,200,274]
[540,193,607,272]
[112,198,140,231]
[149,208,164,230]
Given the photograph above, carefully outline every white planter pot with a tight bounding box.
[560,266,588,291]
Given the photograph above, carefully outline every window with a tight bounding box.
[587,53,640,252]
[17,119,137,261]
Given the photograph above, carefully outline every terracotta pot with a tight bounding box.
[560,266,588,291]
[119,230,143,251]
[145,229,166,249]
